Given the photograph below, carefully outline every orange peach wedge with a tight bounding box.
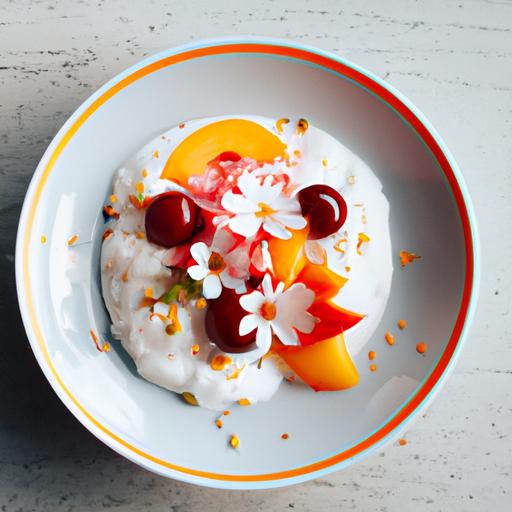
[268,226,309,287]
[298,301,365,345]
[294,260,348,302]
[161,119,287,185]
[273,333,359,391]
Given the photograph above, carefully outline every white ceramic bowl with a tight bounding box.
[15,38,479,489]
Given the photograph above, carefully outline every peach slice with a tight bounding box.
[273,334,359,391]
[298,301,365,345]
[295,260,348,302]
[161,119,287,185]
[268,226,309,287]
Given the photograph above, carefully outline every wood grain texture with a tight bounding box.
[1,0,511,510]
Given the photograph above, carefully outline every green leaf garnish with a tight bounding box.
[160,283,183,304]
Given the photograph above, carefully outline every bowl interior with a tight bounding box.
[22,48,467,481]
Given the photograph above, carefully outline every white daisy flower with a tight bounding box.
[187,228,249,299]
[221,171,306,240]
[239,274,316,354]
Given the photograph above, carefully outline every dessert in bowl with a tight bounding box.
[100,115,392,410]
[16,39,478,488]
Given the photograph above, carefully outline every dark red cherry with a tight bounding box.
[145,192,202,248]
[247,273,264,290]
[205,287,256,353]
[298,184,347,240]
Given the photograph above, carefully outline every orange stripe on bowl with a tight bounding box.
[21,43,475,482]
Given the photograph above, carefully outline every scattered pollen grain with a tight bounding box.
[385,331,395,346]
[67,235,78,246]
[416,342,427,354]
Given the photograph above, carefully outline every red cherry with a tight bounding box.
[297,184,347,240]
[247,273,264,290]
[213,151,242,164]
[145,192,202,248]
[205,288,256,353]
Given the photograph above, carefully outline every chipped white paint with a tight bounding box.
[0,0,511,510]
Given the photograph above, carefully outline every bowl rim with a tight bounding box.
[15,36,480,489]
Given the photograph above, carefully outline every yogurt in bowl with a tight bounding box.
[100,115,392,410]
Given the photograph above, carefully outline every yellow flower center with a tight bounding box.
[260,301,277,321]
[256,202,277,218]
[207,251,226,274]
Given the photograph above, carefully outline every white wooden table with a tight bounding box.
[1,1,510,510]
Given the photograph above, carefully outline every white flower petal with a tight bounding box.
[224,244,251,277]
[260,174,276,191]
[202,273,222,299]
[283,283,315,312]
[304,240,327,264]
[221,190,256,213]
[187,264,208,281]
[239,314,259,336]
[262,179,284,202]
[243,172,278,203]
[261,242,274,271]
[190,242,210,266]
[240,290,265,313]
[275,281,285,295]
[256,322,272,350]
[211,227,236,253]
[219,269,245,290]
[212,214,230,228]
[229,213,261,237]
[270,194,301,212]
[274,282,316,339]
[292,312,316,335]
[273,212,307,230]
[236,171,259,198]
[262,218,291,239]
[271,321,299,346]
[261,273,274,298]
[250,243,265,272]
